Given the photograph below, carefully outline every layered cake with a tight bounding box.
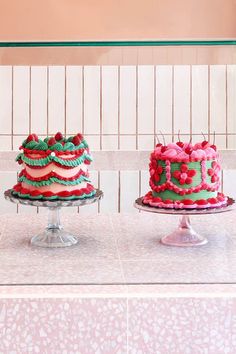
[143,140,228,209]
[12,132,96,200]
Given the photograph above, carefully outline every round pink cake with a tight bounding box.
[143,140,228,209]
[12,132,95,200]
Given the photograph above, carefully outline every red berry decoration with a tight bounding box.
[76,133,84,141]
[55,132,63,141]
[72,135,81,146]
[161,146,167,153]
[210,144,217,151]
[156,143,162,147]
[48,137,57,146]
[176,142,184,148]
[185,147,192,155]
[26,133,39,143]
[201,140,209,148]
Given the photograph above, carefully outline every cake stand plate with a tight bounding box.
[134,197,235,247]
[4,189,103,248]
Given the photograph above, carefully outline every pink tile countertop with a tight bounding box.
[1,211,236,353]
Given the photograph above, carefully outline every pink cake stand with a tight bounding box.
[134,197,235,247]
[4,189,103,248]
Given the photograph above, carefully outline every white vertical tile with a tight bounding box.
[210,65,226,134]
[13,66,30,135]
[156,65,172,134]
[222,170,236,198]
[138,66,154,134]
[48,66,65,134]
[119,136,136,150]
[0,172,17,213]
[99,171,118,212]
[31,66,47,135]
[102,136,118,150]
[66,66,83,134]
[141,170,150,196]
[84,66,100,135]
[192,65,208,134]
[228,135,236,149]
[227,65,236,134]
[79,171,98,214]
[84,135,100,151]
[120,171,139,213]
[173,65,191,134]
[102,66,118,134]
[0,136,12,150]
[120,66,136,134]
[13,136,27,150]
[138,136,154,150]
[214,135,226,149]
[0,66,12,134]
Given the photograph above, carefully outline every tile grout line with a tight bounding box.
[64,66,67,136]
[208,65,210,140]
[46,66,49,136]
[225,65,228,149]
[118,65,121,150]
[135,65,138,150]
[171,65,174,142]
[29,66,31,134]
[100,66,103,151]
[11,66,14,151]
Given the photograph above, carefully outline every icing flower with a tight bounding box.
[149,158,163,182]
[207,161,220,183]
[172,164,196,185]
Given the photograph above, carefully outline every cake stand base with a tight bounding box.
[160,215,207,247]
[4,189,103,248]
[30,207,78,248]
[134,196,235,247]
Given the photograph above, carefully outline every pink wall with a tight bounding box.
[0,0,235,41]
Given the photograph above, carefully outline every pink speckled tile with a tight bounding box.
[0,298,127,353]
[128,298,234,354]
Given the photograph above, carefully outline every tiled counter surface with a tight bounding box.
[0,212,236,353]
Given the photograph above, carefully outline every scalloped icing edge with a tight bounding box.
[142,191,228,209]
[12,183,96,201]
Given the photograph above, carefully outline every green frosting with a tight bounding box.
[20,152,92,167]
[18,174,90,187]
[12,189,96,201]
[63,142,75,151]
[48,142,64,151]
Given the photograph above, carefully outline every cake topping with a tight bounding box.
[55,132,63,141]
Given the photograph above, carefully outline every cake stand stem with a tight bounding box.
[30,206,78,248]
[160,214,208,247]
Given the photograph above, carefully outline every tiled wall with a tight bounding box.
[0,65,235,213]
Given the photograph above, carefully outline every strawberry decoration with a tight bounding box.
[55,132,63,141]
[26,133,39,143]
[72,133,83,146]
[172,163,196,185]
[47,137,57,146]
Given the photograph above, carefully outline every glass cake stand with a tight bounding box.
[4,189,103,248]
[134,197,235,247]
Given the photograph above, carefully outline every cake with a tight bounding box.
[143,140,228,209]
[12,132,96,200]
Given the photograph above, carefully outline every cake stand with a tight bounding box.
[4,189,103,248]
[134,197,235,247]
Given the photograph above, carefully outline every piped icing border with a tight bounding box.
[12,183,95,201]
[142,191,228,209]
[19,168,88,182]
[17,152,92,167]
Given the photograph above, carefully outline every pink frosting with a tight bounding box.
[154,141,218,161]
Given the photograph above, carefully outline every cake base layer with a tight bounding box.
[143,191,228,209]
[12,183,95,201]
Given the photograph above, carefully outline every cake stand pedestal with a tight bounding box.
[4,189,103,248]
[134,197,235,247]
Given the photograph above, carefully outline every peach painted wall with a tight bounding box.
[0,0,235,41]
